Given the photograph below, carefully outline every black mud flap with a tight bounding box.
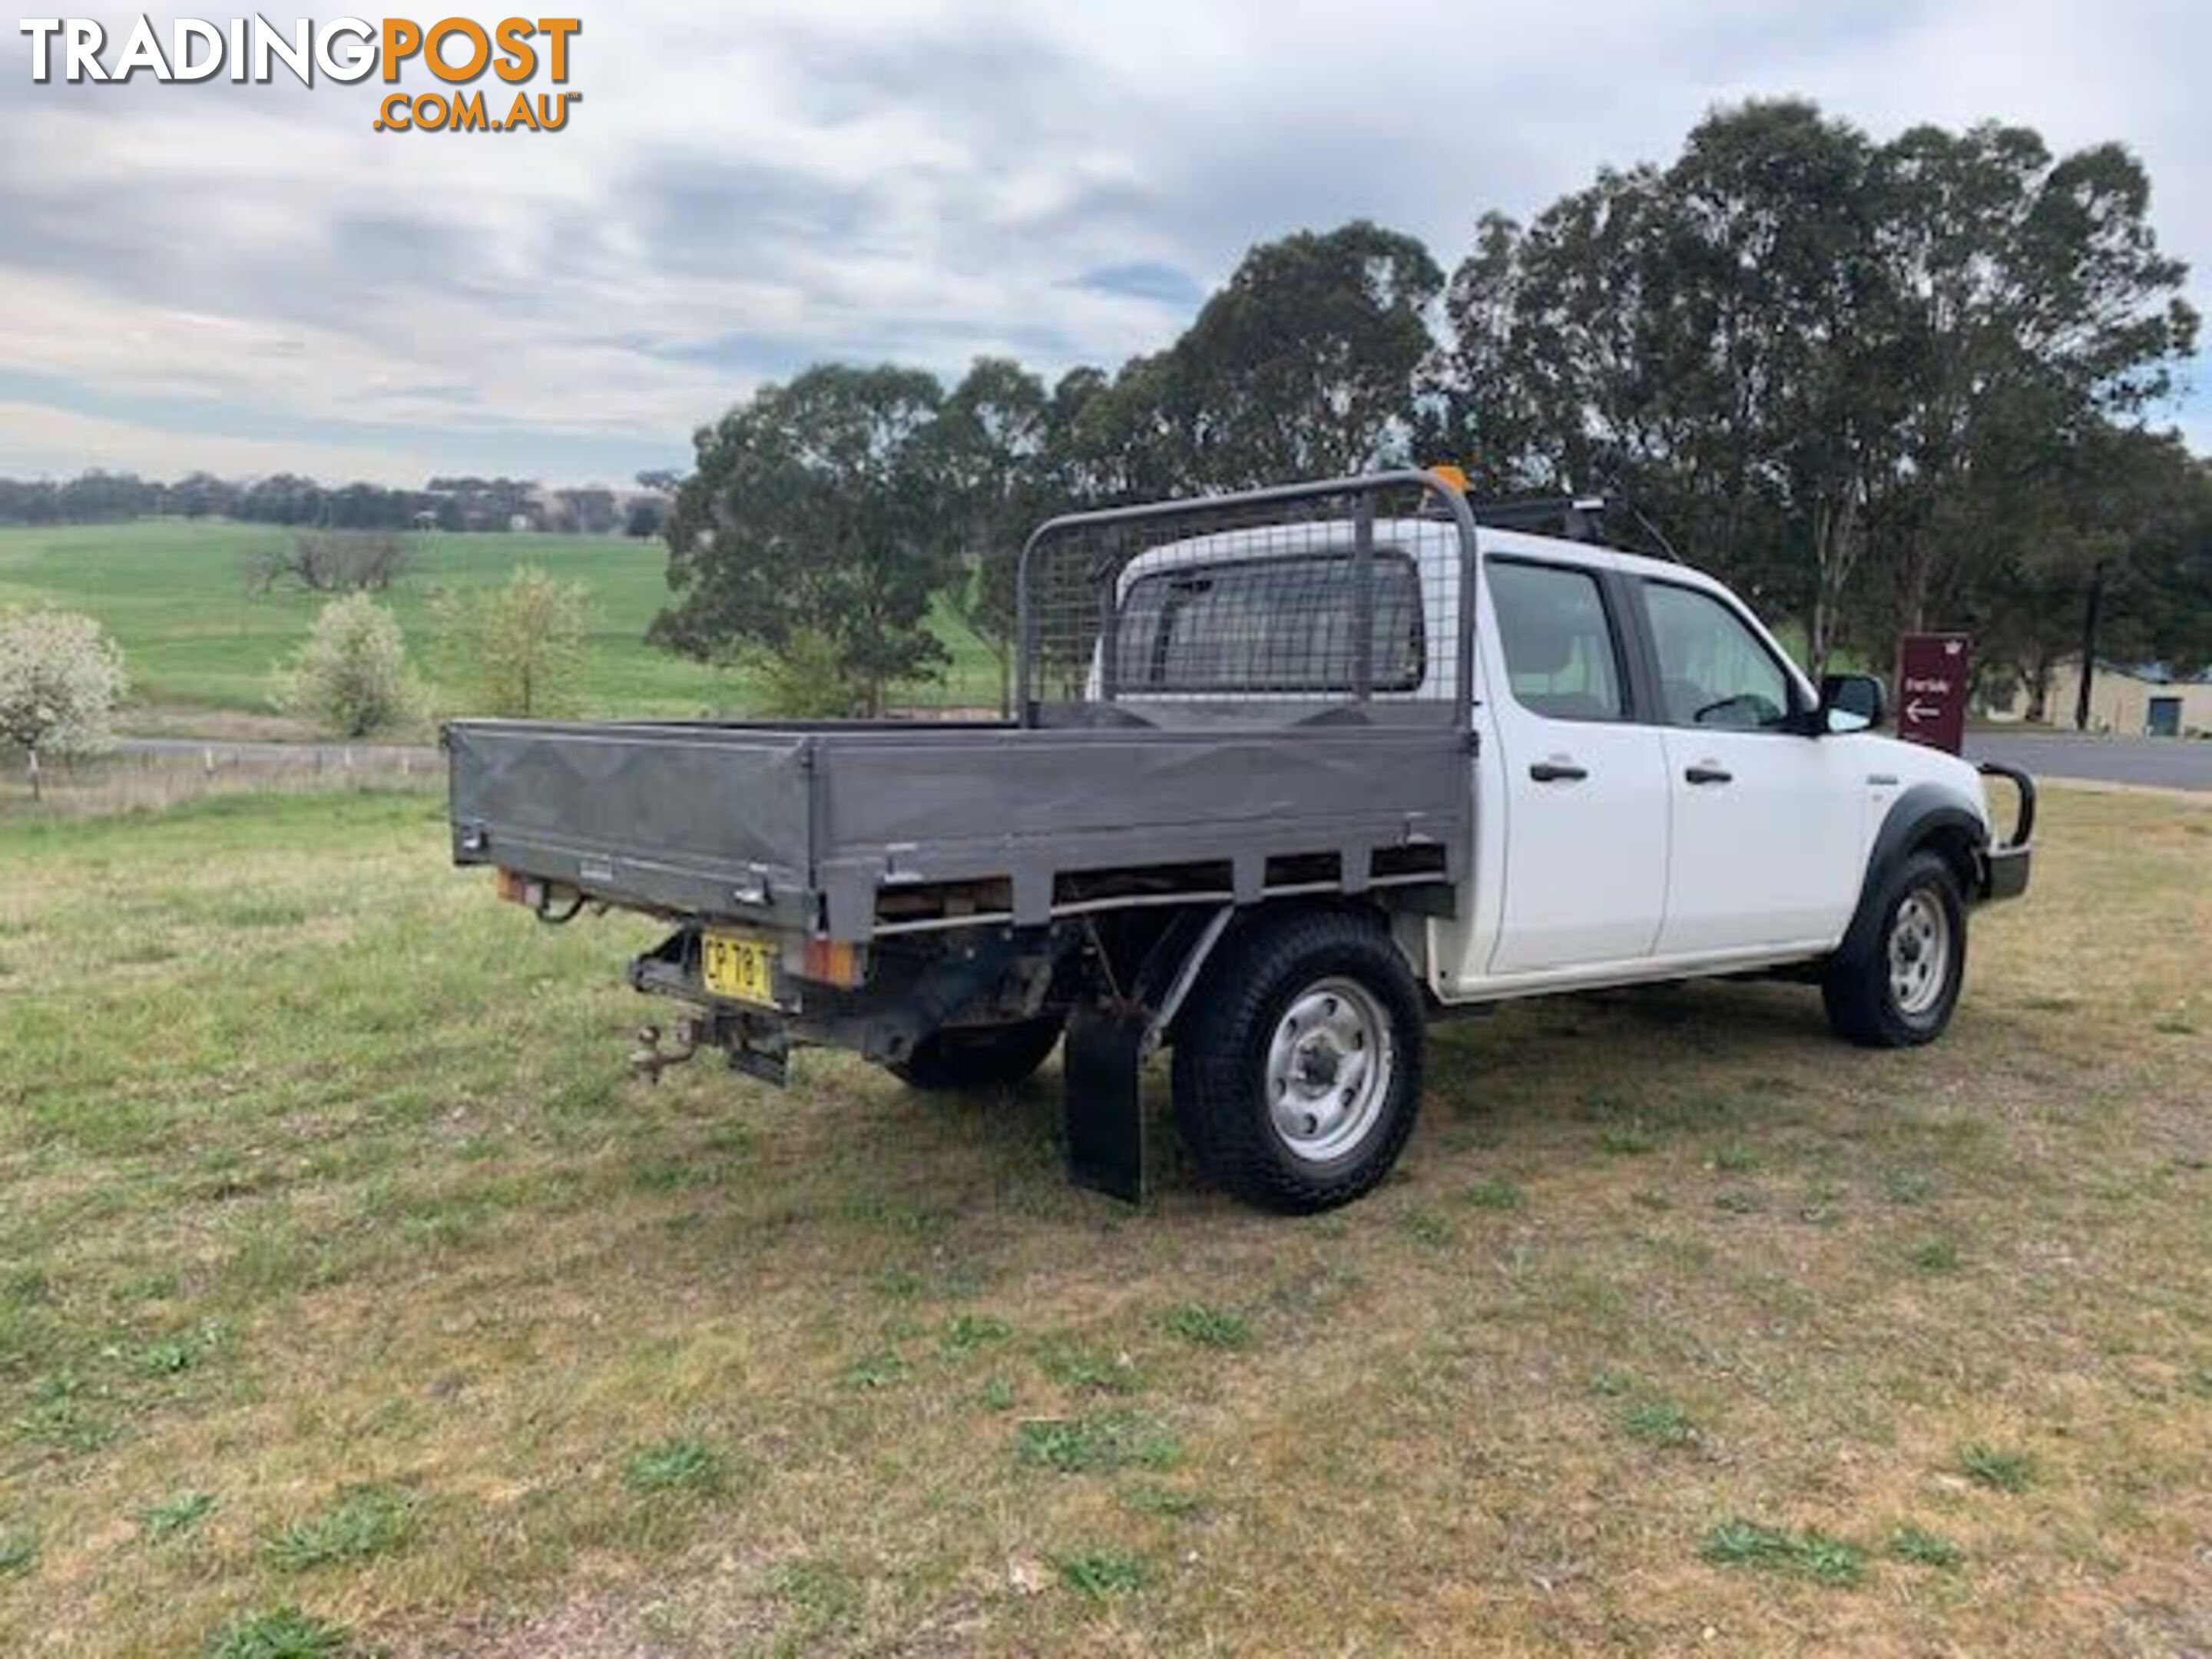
[1063,1002,1147,1204]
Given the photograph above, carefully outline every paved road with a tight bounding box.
[1967,731,2212,793]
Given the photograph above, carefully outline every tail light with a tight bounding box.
[783,934,866,989]
[495,868,541,907]
[495,869,579,914]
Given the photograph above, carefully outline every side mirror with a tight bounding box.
[1818,672,1885,735]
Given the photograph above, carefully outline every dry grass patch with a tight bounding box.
[0,783,2207,1655]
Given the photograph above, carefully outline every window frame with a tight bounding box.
[1111,545,1428,697]
[1630,575,1806,735]
[1482,554,1638,725]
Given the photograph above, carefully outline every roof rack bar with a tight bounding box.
[1446,492,1684,564]
[1469,495,1614,540]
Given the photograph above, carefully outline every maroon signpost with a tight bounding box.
[1896,634,1971,754]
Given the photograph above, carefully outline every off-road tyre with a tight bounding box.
[889,1018,1063,1092]
[1822,849,1968,1048]
[1171,908,1425,1214]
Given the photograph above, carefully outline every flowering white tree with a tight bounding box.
[279,594,418,738]
[0,606,129,800]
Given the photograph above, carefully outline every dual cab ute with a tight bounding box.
[445,473,2034,1213]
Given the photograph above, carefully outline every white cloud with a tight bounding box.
[0,399,448,482]
[0,0,2202,484]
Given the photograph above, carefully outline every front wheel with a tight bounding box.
[1172,909,1426,1214]
[1822,849,1967,1048]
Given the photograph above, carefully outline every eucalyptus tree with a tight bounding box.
[654,364,949,717]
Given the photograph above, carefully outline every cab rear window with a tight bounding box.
[1113,553,1426,694]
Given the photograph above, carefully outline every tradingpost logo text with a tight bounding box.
[19,15,583,133]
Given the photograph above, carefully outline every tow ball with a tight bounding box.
[628,1018,701,1084]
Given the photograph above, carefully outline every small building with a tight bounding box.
[1985,660,2212,737]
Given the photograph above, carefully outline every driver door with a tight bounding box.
[1637,578,1867,957]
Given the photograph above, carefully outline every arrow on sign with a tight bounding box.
[1905,698,1939,724]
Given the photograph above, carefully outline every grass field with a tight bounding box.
[1,783,2207,1656]
[0,520,1005,723]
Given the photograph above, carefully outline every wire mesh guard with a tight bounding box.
[1015,473,1473,723]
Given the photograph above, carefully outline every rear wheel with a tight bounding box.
[889,1017,1062,1092]
[1172,909,1425,1214]
[1822,849,1967,1048]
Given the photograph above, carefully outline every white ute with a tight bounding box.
[449,472,2035,1214]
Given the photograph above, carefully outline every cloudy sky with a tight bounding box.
[2,1,2205,486]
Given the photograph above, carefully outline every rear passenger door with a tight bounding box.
[1482,558,1671,975]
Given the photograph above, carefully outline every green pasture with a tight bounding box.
[0,520,1005,723]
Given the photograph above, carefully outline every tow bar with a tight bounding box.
[628,1019,700,1084]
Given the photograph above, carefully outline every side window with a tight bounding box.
[1486,560,1626,722]
[1643,581,1793,730]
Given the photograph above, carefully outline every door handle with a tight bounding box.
[1528,760,1588,783]
[1684,763,1734,786]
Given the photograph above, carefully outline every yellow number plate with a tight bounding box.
[700,931,777,1006]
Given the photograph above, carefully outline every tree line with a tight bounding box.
[659,100,2210,718]
[0,471,670,537]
